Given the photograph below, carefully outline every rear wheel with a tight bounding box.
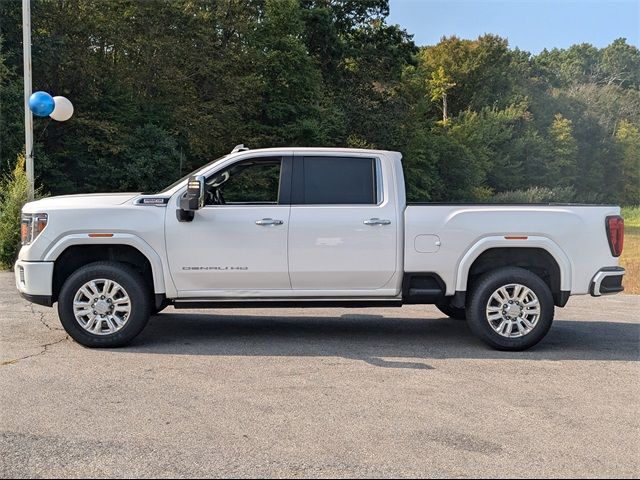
[435,302,466,320]
[466,267,554,351]
[58,261,151,347]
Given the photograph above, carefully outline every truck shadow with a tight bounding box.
[122,310,640,367]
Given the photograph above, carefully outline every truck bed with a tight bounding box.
[404,203,621,296]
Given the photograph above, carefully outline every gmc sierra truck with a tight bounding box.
[16,146,625,350]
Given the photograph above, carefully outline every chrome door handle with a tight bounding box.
[255,218,284,226]
[363,218,391,226]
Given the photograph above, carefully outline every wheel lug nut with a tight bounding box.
[93,311,97,314]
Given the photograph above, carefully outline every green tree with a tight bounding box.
[250,0,326,146]
[600,38,640,88]
[120,124,181,193]
[0,35,24,179]
[547,114,578,187]
[0,2,637,207]
[428,66,456,123]
[615,120,640,205]
[0,155,28,269]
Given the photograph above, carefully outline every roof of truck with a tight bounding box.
[230,146,402,157]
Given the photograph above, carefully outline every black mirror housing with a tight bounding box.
[180,175,205,212]
[177,175,205,222]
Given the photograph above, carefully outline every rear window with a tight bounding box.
[294,156,376,205]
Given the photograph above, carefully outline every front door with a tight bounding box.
[165,156,291,296]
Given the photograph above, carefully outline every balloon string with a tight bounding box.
[36,118,52,142]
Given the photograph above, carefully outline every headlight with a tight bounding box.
[21,213,48,245]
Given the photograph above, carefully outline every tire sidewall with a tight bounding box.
[435,302,466,320]
[58,262,151,347]
[467,267,554,351]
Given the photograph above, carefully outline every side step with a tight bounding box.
[172,299,403,309]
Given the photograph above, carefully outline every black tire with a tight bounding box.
[466,267,554,351]
[435,302,466,320]
[57,261,151,347]
[151,299,169,315]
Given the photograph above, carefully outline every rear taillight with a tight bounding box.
[606,215,624,257]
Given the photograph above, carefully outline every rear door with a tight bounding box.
[287,154,398,291]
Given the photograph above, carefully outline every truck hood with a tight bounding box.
[23,193,140,212]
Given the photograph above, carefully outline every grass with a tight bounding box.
[620,206,640,294]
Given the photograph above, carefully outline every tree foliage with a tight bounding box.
[0,154,28,268]
[0,0,638,205]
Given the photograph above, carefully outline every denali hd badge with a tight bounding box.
[182,266,249,271]
[138,197,169,205]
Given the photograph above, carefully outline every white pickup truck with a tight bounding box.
[16,146,625,350]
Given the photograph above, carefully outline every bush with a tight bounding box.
[489,186,576,204]
[0,155,29,269]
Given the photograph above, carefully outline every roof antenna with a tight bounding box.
[231,144,249,153]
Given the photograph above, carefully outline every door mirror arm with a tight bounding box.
[176,209,195,222]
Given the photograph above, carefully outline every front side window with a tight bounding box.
[205,158,282,205]
[295,156,376,205]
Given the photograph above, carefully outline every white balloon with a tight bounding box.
[50,96,74,121]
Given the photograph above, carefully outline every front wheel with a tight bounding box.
[57,261,151,347]
[466,267,554,351]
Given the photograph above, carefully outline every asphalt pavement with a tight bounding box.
[1,271,638,478]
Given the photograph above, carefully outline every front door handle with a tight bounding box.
[255,218,284,226]
[364,218,391,226]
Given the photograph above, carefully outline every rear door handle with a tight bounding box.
[364,218,391,226]
[255,218,284,226]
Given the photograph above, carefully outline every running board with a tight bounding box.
[172,298,403,309]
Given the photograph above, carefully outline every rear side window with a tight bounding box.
[294,156,376,205]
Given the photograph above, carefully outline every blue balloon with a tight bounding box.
[29,91,55,117]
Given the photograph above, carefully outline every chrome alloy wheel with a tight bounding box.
[485,283,541,338]
[72,279,131,335]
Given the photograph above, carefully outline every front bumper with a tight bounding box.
[14,260,54,306]
[590,267,625,296]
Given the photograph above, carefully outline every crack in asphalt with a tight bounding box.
[29,304,64,332]
[2,305,67,366]
[1,336,68,367]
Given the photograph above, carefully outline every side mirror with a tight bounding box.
[177,175,205,222]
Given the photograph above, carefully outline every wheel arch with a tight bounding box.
[455,236,571,307]
[45,234,165,302]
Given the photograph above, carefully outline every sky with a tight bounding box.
[387,0,640,53]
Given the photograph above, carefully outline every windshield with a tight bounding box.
[156,155,229,194]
